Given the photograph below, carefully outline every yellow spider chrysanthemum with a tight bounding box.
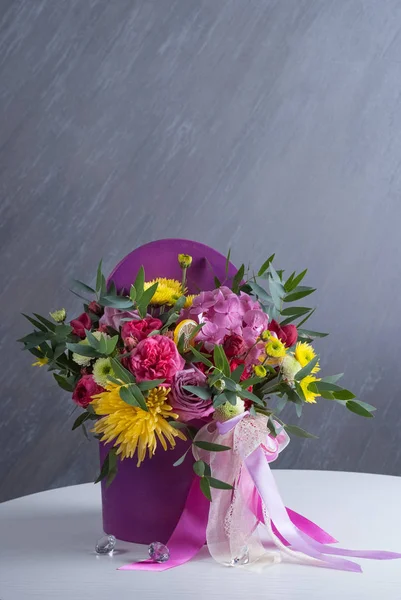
[92,382,186,466]
[300,375,321,404]
[295,342,320,373]
[144,278,184,306]
[184,294,197,308]
[265,338,287,358]
[32,356,49,367]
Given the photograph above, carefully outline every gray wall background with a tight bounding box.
[1,0,400,503]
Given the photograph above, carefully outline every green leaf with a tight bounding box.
[129,383,148,411]
[213,393,229,408]
[350,400,376,412]
[284,287,316,303]
[182,385,211,400]
[236,388,264,406]
[66,343,100,358]
[85,329,100,350]
[294,356,320,381]
[225,248,231,277]
[72,412,91,430]
[297,328,329,339]
[296,307,316,328]
[105,335,118,355]
[97,334,108,354]
[119,385,138,406]
[284,424,318,439]
[54,373,75,392]
[200,477,212,501]
[137,379,166,391]
[96,260,104,293]
[22,313,47,332]
[19,331,51,347]
[106,450,118,487]
[133,266,145,300]
[129,285,137,302]
[284,269,307,293]
[110,357,135,383]
[332,389,356,400]
[232,264,245,293]
[207,477,233,490]
[281,383,303,405]
[190,346,213,368]
[309,381,343,393]
[193,460,206,477]
[294,381,306,402]
[194,441,231,452]
[137,282,159,317]
[280,306,312,317]
[214,276,221,288]
[320,373,343,384]
[258,254,275,277]
[248,281,272,304]
[173,449,190,467]
[346,401,374,418]
[100,295,133,309]
[269,279,285,311]
[231,363,245,383]
[73,280,96,295]
[268,263,282,283]
[213,345,231,378]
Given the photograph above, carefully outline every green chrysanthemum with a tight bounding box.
[50,308,66,323]
[214,397,245,422]
[281,354,302,382]
[93,358,115,388]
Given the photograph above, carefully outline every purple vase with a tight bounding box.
[100,239,237,543]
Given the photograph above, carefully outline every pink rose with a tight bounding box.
[121,317,162,349]
[88,301,103,316]
[72,375,104,408]
[70,312,92,338]
[99,306,140,331]
[170,367,213,423]
[128,335,185,382]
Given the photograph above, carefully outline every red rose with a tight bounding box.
[121,317,163,349]
[223,333,245,358]
[268,319,298,348]
[70,312,92,338]
[128,334,185,382]
[88,301,103,316]
[72,375,104,408]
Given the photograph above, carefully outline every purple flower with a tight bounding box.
[170,367,213,423]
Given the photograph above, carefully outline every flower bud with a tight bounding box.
[253,365,267,378]
[50,308,66,323]
[178,253,193,269]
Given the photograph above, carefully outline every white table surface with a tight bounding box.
[0,470,400,600]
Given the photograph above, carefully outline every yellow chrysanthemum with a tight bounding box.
[32,356,49,367]
[92,383,186,466]
[184,294,197,308]
[265,338,286,358]
[295,342,320,373]
[300,375,321,404]
[144,278,184,306]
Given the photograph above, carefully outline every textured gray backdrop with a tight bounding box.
[1,0,400,503]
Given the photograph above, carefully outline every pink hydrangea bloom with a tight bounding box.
[189,286,268,354]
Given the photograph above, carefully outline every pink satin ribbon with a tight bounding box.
[119,476,209,571]
[121,413,401,572]
[244,446,401,572]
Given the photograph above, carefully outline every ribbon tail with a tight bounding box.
[245,448,364,572]
[119,477,209,571]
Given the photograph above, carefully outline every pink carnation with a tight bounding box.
[121,317,162,349]
[128,335,185,382]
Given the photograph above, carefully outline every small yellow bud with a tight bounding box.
[260,330,272,341]
[213,379,226,392]
[178,254,193,269]
[50,308,66,323]
[253,365,267,378]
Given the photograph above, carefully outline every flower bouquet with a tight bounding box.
[19,239,399,572]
